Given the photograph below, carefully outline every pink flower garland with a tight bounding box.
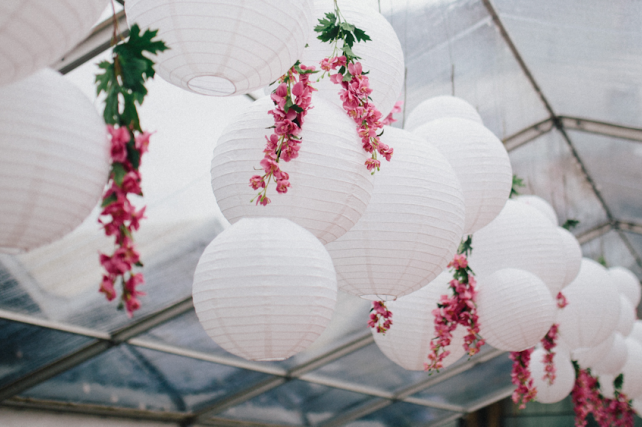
[510,348,537,409]
[250,63,317,205]
[557,291,569,309]
[368,301,393,334]
[541,324,559,385]
[98,125,151,317]
[321,57,393,173]
[425,253,484,372]
[572,369,635,427]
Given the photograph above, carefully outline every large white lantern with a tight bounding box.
[476,268,556,352]
[413,118,512,234]
[0,69,109,253]
[515,195,558,226]
[573,334,615,370]
[557,227,582,288]
[599,374,616,399]
[211,97,373,245]
[621,338,642,398]
[531,348,575,404]
[126,0,313,96]
[608,266,641,308]
[616,295,636,337]
[592,333,628,376]
[372,271,467,371]
[557,258,621,350]
[300,0,404,116]
[630,321,642,343]
[192,218,337,361]
[404,96,483,132]
[325,127,465,300]
[0,0,107,87]
[468,201,567,294]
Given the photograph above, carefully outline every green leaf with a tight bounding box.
[614,374,624,391]
[597,256,608,268]
[342,71,352,82]
[112,162,127,186]
[126,140,141,170]
[344,31,355,48]
[510,174,525,198]
[354,27,371,43]
[284,97,294,114]
[340,22,356,32]
[458,236,474,257]
[290,104,304,113]
[562,219,580,230]
[101,192,118,208]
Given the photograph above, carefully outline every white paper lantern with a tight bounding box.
[609,266,641,308]
[372,271,467,371]
[632,398,642,416]
[405,96,483,132]
[468,200,567,294]
[599,374,616,399]
[573,334,615,370]
[592,333,628,376]
[300,0,404,116]
[0,0,107,87]
[616,295,636,337]
[211,97,373,245]
[476,268,556,352]
[0,69,109,253]
[557,258,621,350]
[621,338,642,398]
[325,127,465,300]
[515,195,558,226]
[414,118,512,234]
[557,227,582,288]
[531,348,575,404]
[126,0,313,96]
[630,321,642,344]
[192,218,337,361]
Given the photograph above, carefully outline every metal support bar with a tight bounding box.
[318,399,392,427]
[576,221,613,245]
[0,309,110,340]
[503,118,554,152]
[560,116,642,143]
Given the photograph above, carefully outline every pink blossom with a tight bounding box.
[276,180,290,194]
[250,175,266,190]
[134,131,152,154]
[368,301,393,334]
[121,171,142,195]
[510,348,537,409]
[365,158,380,171]
[99,275,117,301]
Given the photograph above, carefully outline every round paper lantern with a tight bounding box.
[0,0,107,87]
[476,268,556,352]
[621,338,642,398]
[592,333,628,376]
[531,348,575,404]
[300,0,404,116]
[557,227,582,288]
[599,374,616,399]
[557,258,621,350]
[468,200,567,294]
[609,266,641,308]
[126,0,313,96]
[325,127,465,300]
[211,96,373,245]
[372,271,467,371]
[573,334,615,370]
[633,399,642,416]
[0,69,109,253]
[630,321,642,343]
[515,195,558,226]
[616,295,636,337]
[413,118,512,234]
[405,96,483,132]
[192,218,337,361]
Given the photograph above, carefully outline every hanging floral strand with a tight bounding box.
[510,348,537,409]
[425,236,485,372]
[314,0,393,174]
[539,292,568,386]
[95,10,168,317]
[368,301,393,334]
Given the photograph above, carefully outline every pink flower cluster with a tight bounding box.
[510,348,537,409]
[572,370,635,427]
[98,125,150,317]
[368,301,393,334]
[381,100,403,126]
[557,291,569,309]
[541,324,560,385]
[425,253,485,372]
[322,56,393,173]
[250,64,316,206]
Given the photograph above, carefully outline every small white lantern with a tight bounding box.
[630,321,642,343]
[616,295,636,337]
[469,200,567,295]
[515,195,558,226]
[0,0,107,87]
[557,227,582,288]
[300,0,404,116]
[621,338,642,398]
[192,218,338,361]
[608,266,641,308]
[557,258,621,350]
[573,334,615,370]
[211,97,373,245]
[633,399,642,416]
[325,127,465,300]
[372,271,467,371]
[405,96,483,132]
[531,348,575,404]
[476,268,556,352]
[413,118,512,234]
[599,374,616,399]
[0,69,109,253]
[126,0,314,96]
[592,333,628,376]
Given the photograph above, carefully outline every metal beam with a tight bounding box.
[0,309,110,340]
[560,116,642,143]
[318,399,392,427]
[503,118,554,152]
[576,221,613,245]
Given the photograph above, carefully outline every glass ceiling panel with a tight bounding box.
[568,130,642,224]
[411,352,512,408]
[346,401,455,427]
[381,0,549,139]
[217,380,373,426]
[581,230,642,279]
[494,0,642,128]
[508,129,608,235]
[0,320,92,388]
